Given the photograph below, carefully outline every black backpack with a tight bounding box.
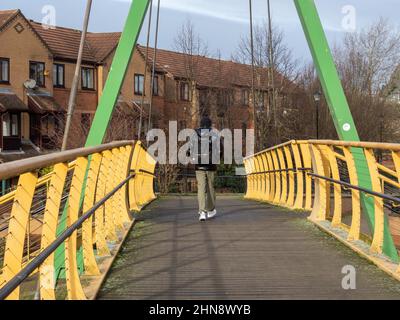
[196,128,214,166]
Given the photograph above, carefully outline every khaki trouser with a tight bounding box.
[196,170,216,212]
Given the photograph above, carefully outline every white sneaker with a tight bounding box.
[207,209,217,219]
[199,211,207,222]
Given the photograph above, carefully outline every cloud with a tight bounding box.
[113,0,355,33]
[113,0,256,24]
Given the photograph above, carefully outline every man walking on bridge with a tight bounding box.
[189,116,221,222]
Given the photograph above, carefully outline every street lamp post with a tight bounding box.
[313,91,322,139]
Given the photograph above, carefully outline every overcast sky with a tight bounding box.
[1,0,399,62]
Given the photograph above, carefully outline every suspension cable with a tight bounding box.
[267,0,277,145]
[249,0,257,151]
[147,0,161,136]
[138,0,154,140]
[61,0,92,150]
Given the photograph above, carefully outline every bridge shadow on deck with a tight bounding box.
[98,195,400,300]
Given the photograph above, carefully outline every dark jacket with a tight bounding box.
[188,128,222,171]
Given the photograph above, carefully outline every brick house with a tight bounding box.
[0,9,289,155]
[0,9,119,152]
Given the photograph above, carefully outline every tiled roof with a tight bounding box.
[27,90,63,113]
[136,45,286,90]
[0,9,120,63]
[0,9,287,90]
[86,32,120,62]
[30,20,120,63]
[0,92,30,112]
[30,21,97,62]
[0,9,19,29]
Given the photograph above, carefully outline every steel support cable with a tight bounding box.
[138,0,154,140]
[61,0,93,151]
[147,0,161,136]
[267,0,277,144]
[248,0,257,151]
[0,174,135,300]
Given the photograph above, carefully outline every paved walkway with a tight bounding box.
[98,195,400,300]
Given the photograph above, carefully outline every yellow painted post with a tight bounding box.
[117,146,132,225]
[393,151,400,184]
[284,146,295,208]
[82,153,102,276]
[1,172,37,300]
[300,143,313,210]
[364,149,384,254]
[40,163,68,300]
[109,148,124,234]
[309,145,328,221]
[266,152,276,202]
[277,148,288,205]
[318,144,332,218]
[129,142,141,211]
[260,153,270,202]
[292,143,304,209]
[244,159,250,199]
[248,157,256,200]
[271,151,282,204]
[64,157,87,300]
[94,152,111,257]
[323,146,342,227]
[392,151,400,273]
[343,147,361,241]
[254,156,263,200]
[142,150,156,203]
[103,150,119,242]
[136,147,146,206]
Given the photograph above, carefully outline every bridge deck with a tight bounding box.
[98,196,400,300]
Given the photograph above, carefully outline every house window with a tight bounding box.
[180,82,190,101]
[242,89,249,106]
[29,61,45,87]
[218,90,233,107]
[2,113,19,137]
[134,74,144,95]
[152,75,159,96]
[0,58,10,83]
[53,64,65,88]
[81,67,95,90]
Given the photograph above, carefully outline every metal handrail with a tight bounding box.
[247,167,312,175]
[0,141,134,180]
[308,139,400,151]
[308,172,400,205]
[0,173,135,300]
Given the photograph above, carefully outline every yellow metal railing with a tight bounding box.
[0,140,156,300]
[244,140,400,277]
[244,140,313,210]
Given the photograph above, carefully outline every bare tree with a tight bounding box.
[335,18,400,97]
[173,19,209,81]
[295,19,400,143]
[173,20,211,125]
[233,20,299,148]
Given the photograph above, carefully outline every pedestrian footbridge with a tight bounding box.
[1,139,400,299]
